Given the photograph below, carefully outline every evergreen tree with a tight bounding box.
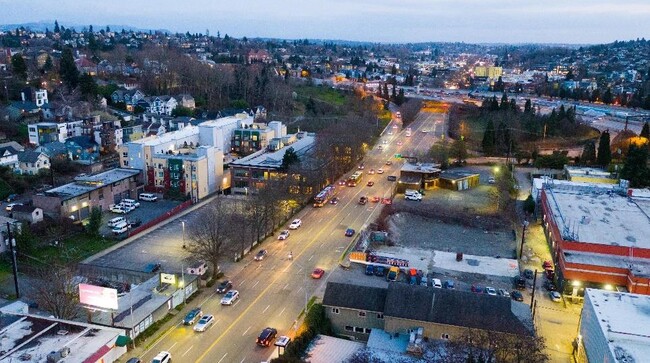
[602,88,613,105]
[641,122,650,139]
[620,144,650,187]
[450,138,468,164]
[54,20,60,33]
[581,141,596,165]
[11,54,27,79]
[500,93,509,110]
[383,83,389,100]
[60,47,79,90]
[482,119,496,155]
[79,73,98,98]
[596,130,612,167]
[43,55,53,72]
[524,99,532,113]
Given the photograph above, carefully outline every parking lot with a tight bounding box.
[101,197,183,238]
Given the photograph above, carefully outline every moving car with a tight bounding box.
[329,197,339,205]
[193,314,214,332]
[216,280,233,294]
[183,307,203,325]
[542,260,553,269]
[545,269,555,280]
[515,276,527,290]
[256,327,278,347]
[366,181,374,187]
[385,160,392,165]
[151,351,171,363]
[377,168,384,174]
[254,249,268,261]
[381,198,392,205]
[338,180,346,186]
[549,291,562,302]
[289,219,302,229]
[365,265,374,275]
[311,268,325,279]
[278,230,290,240]
[488,177,496,184]
[368,169,375,174]
[485,287,497,296]
[370,196,380,203]
[358,196,368,205]
[220,290,239,305]
[511,290,524,301]
[345,228,355,237]
[387,175,397,181]
[138,193,158,202]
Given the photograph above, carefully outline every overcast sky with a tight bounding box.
[1,0,648,44]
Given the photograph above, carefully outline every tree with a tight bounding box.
[11,54,27,79]
[641,122,650,140]
[43,55,53,72]
[602,88,613,105]
[78,73,97,98]
[581,141,596,165]
[60,47,80,90]
[171,106,194,117]
[482,119,496,155]
[281,147,300,171]
[86,207,102,236]
[597,130,612,167]
[429,141,450,169]
[523,194,536,215]
[29,264,80,320]
[54,20,60,33]
[620,143,650,187]
[186,197,238,279]
[450,138,468,164]
[399,98,422,127]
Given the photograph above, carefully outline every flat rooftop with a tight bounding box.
[545,187,650,248]
[585,288,650,362]
[439,170,480,180]
[564,250,650,278]
[401,162,441,174]
[128,125,199,146]
[564,166,613,179]
[43,168,140,200]
[230,134,315,169]
[305,334,365,363]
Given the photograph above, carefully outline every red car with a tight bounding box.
[370,196,380,203]
[367,181,374,187]
[311,268,325,279]
[542,260,553,269]
[381,198,392,205]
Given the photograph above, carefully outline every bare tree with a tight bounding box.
[186,196,238,279]
[400,98,422,127]
[28,264,80,320]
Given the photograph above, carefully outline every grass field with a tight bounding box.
[294,85,348,106]
[25,234,117,267]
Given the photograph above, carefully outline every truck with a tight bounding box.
[386,266,400,282]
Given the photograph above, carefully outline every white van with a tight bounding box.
[108,216,126,227]
[405,189,420,197]
[120,199,140,208]
[139,193,158,202]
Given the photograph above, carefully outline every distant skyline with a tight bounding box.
[1,0,649,44]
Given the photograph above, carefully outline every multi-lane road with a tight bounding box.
[135,112,444,363]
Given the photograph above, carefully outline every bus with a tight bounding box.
[313,185,336,207]
[405,127,412,137]
[347,171,363,187]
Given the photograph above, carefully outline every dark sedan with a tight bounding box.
[216,280,233,293]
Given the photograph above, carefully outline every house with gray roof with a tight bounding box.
[322,281,534,342]
[16,150,50,175]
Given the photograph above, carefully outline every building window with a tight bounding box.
[441,334,449,340]
[377,313,384,319]
[354,327,364,333]
[365,328,372,334]
[358,311,366,317]
[331,308,340,314]
[345,326,353,332]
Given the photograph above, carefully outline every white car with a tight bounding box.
[121,199,140,208]
[110,205,127,214]
[377,168,384,174]
[193,314,214,332]
[288,219,302,230]
[152,351,171,363]
[488,177,496,184]
[278,230,290,240]
[485,287,497,296]
[5,203,22,212]
[221,290,239,305]
[432,278,442,288]
[139,193,158,202]
[118,203,135,213]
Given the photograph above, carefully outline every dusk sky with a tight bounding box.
[1,0,648,44]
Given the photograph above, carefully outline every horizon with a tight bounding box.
[1,0,649,45]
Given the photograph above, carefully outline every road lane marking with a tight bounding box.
[262,304,270,313]
[252,280,259,288]
[298,286,303,293]
[182,345,193,357]
[308,255,313,261]
[242,326,251,336]
[168,342,177,351]
[218,353,228,363]
[239,279,246,286]
[283,283,289,290]
[279,307,286,316]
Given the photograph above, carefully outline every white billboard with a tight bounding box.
[79,283,118,310]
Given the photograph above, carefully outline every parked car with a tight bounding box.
[549,291,562,302]
[544,280,557,291]
[289,219,302,229]
[6,194,18,202]
[420,276,428,287]
[108,216,126,227]
[345,228,355,237]
[216,280,233,294]
[144,263,161,273]
[515,276,527,290]
[387,175,397,181]
[432,278,442,288]
[545,269,555,280]
[488,177,496,184]
[151,351,171,363]
[311,268,325,279]
[121,198,140,208]
[278,230,290,240]
[256,327,278,347]
[125,358,141,363]
[183,307,203,325]
[254,250,268,261]
[373,266,385,277]
[523,269,535,279]
[139,193,158,202]
[471,284,483,293]
[542,260,553,269]
[5,203,23,212]
[110,205,128,214]
[365,265,374,275]
[485,287,497,296]
[443,280,455,289]
[112,224,129,235]
[127,219,142,228]
[220,290,239,305]
[193,314,214,332]
[498,289,511,298]
[511,290,524,301]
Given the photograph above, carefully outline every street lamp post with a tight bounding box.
[5,222,19,298]
[181,221,186,249]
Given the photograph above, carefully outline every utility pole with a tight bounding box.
[519,220,529,259]
[6,222,20,298]
[530,269,538,310]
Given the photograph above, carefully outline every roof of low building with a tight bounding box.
[322,282,387,313]
[229,134,315,169]
[42,168,140,200]
[17,150,46,163]
[10,205,39,214]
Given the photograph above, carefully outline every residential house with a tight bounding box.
[10,205,44,224]
[65,136,100,163]
[323,282,534,342]
[247,49,271,63]
[16,150,50,175]
[35,141,67,160]
[0,142,23,167]
[175,94,196,109]
[137,95,178,116]
[111,89,145,112]
[75,56,97,75]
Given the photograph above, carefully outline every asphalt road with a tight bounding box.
[135,112,446,363]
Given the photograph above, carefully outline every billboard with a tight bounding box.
[79,283,119,310]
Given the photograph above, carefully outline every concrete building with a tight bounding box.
[540,183,650,296]
[563,166,617,185]
[229,133,316,194]
[323,281,533,342]
[28,120,84,146]
[33,168,141,220]
[576,289,650,363]
[474,66,503,79]
[438,170,480,191]
[231,121,286,156]
[0,304,128,363]
[395,162,441,192]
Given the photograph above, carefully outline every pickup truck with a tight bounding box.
[386,266,400,282]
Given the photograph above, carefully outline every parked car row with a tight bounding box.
[110,198,140,214]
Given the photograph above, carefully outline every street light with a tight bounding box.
[519,220,529,259]
[181,221,186,249]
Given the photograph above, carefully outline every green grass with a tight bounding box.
[26,234,117,266]
[294,85,348,106]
